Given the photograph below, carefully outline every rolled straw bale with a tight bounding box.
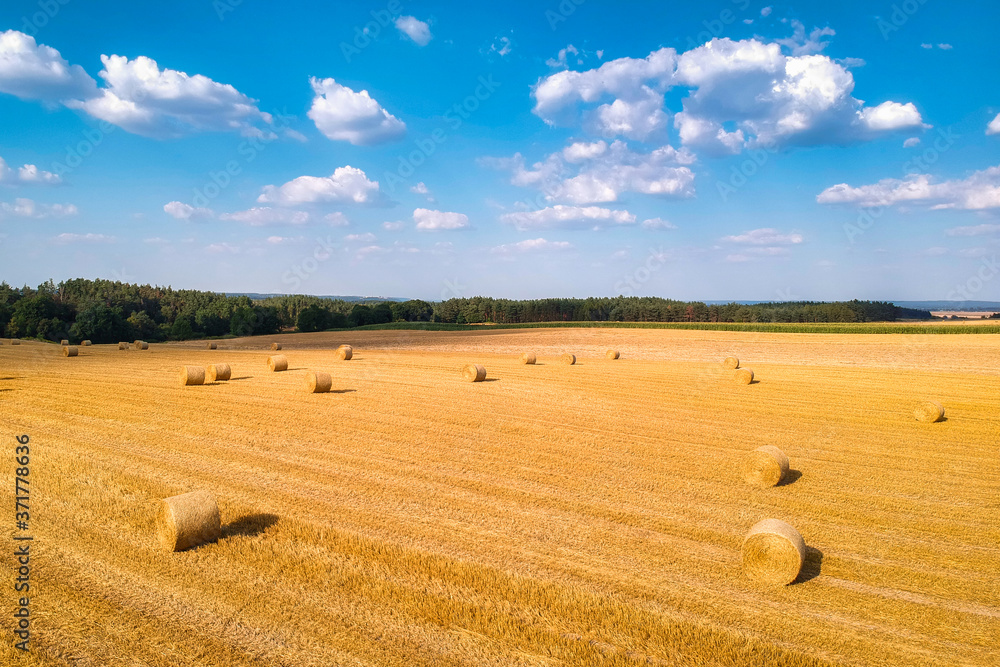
[561,353,576,365]
[11,339,20,345]
[723,356,740,369]
[155,490,220,552]
[179,366,205,386]
[138,341,149,350]
[741,446,789,487]
[606,349,620,360]
[134,339,142,347]
[206,342,217,350]
[305,371,332,393]
[268,355,288,372]
[914,401,944,423]
[742,519,806,586]
[336,345,353,361]
[463,364,487,382]
[271,343,282,351]
[734,368,754,385]
[206,363,231,382]
[60,339,69,345]
[520,352,536,365]
[81,340,92,346]
[62,346,78,357]
[118,342,128,350]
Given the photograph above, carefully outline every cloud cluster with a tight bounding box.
[817,166,1000,210]
[500,205,635,231]
[258,166,381,205]
[0,197,78,218]
[413,208,469,231]
[307,77,405,145]
[0,156,61,184]
[491,238,573,254]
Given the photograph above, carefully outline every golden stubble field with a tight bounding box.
[1,328,998,666]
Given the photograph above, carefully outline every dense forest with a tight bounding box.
[0,279,933,343]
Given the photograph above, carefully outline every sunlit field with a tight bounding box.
[2,327,997,666]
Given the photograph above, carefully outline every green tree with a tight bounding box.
[297,305,332,332]
[229,306,256,337]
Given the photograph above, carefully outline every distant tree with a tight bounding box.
[229,306,256,337]
[170,315,195,340]
[127,311,158,339]
[297,305,333,332]
[70,304,129,344]
[348,304,373,327]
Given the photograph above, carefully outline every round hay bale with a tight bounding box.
[561,353,576,365]
[179,366,206,386]
[520,352,536,365]
[463,364,487,382]
[734,368,754,385]
[741,446,789,487]
[155,490,221,552]
[81,340,92,346]
[206,363,231,382]
[62,345,78,357]
[723,356,740,369]
[914,401,944,423]
[271,343,282,351]
[11,339,20,345]
[606,349,620,360]
[742,519,806,586]
[268,355,288,372]
[336,345,353,360]
[60,339,69,346]
[206,342,217,350]
[305,371,332,393]
[118,342,128,350]
[138,341,149,350]
[134,339,142,347]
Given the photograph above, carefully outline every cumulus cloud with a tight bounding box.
[859,101,925,131]
[721,228,804,244]
[987,113,1000,136]
[499,205,635,231]
[395,16,432,46]
[413,208,469,231]
[258,166,381,205]
[817,166,1000,210]
[0,197,77,218]
[641,217,676,229]
[324,212,349,226]
[66,54,272,138]
[382,220,405,231]
[0,157,61,185]
[306,77,405,145]
[490,238,573,254]
[410,181,430,194]
[0,30,97,102]
[52,232,113,244]
[219,207,311,226]
[903,137,921,148]
[163,201,213,220]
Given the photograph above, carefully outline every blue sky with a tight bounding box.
[1,0,998,301]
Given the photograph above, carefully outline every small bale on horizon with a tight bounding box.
[914,401,945,423]
[521,352,536,365]
[561,353,576,365]
[606,349,620,360]
[742,519,806,586]
[11,339,20,345]
[60,339,69,345]
[81,340,92,346]
[62,345,78,357]
[268,355,288,372]
[734,368,754,385]
[271,343,282,351]
[741,446,789,488]
[305,371,332,393]
[206,342,217,350]
[337,345,353,360]
[135,341,149,350]
[155,490,221,552]
[463,364,487,382]
[724,356,740,369]
[179,366,206,386]
[118,342,128,350]
[206,363,231,382]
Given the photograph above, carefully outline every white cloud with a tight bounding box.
[344,232,377,243]
[306,77,405,146]
[355,244,389,259]
[491,238,573,254]
[987,113,1000,136]
[0,30,97,102]
[562,140,608,162]
[500,205,635,231]
[324,212,349,226]
[547,45,580,69]
[410,181,430,194]
[395,16,432,46]
[65,54,272,139]
[641,217,676,229]
[817,166,1000,210]
[774,20,836,56]
[721,228,803,244]
[258,166,381,205]
[52,232,113,244]
[903,137,921,148]
[859,101,924,131]
[382,220,405,231]
[219,207,310,226]
[945,224,1000,236]
[413,208,469,231]
[487,35,513,59]
[163,201,213,220]
[0,157,61,185]
[0,197,77,218]
[938,43,953,50]
[206,242,240,254]
[266,236,296,244]
[921,43,933,49]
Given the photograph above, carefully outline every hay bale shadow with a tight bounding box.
[482,378,500,382]
[793,546,823,584]
[228,376,253,381]
[222,513,279,539]
[331,389,357,394]
[777,469,802,486]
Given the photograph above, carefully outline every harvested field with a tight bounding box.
[1,328,997,666]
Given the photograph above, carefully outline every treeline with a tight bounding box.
[0,279,932,344]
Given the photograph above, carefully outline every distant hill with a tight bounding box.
[892,301,1000,312]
